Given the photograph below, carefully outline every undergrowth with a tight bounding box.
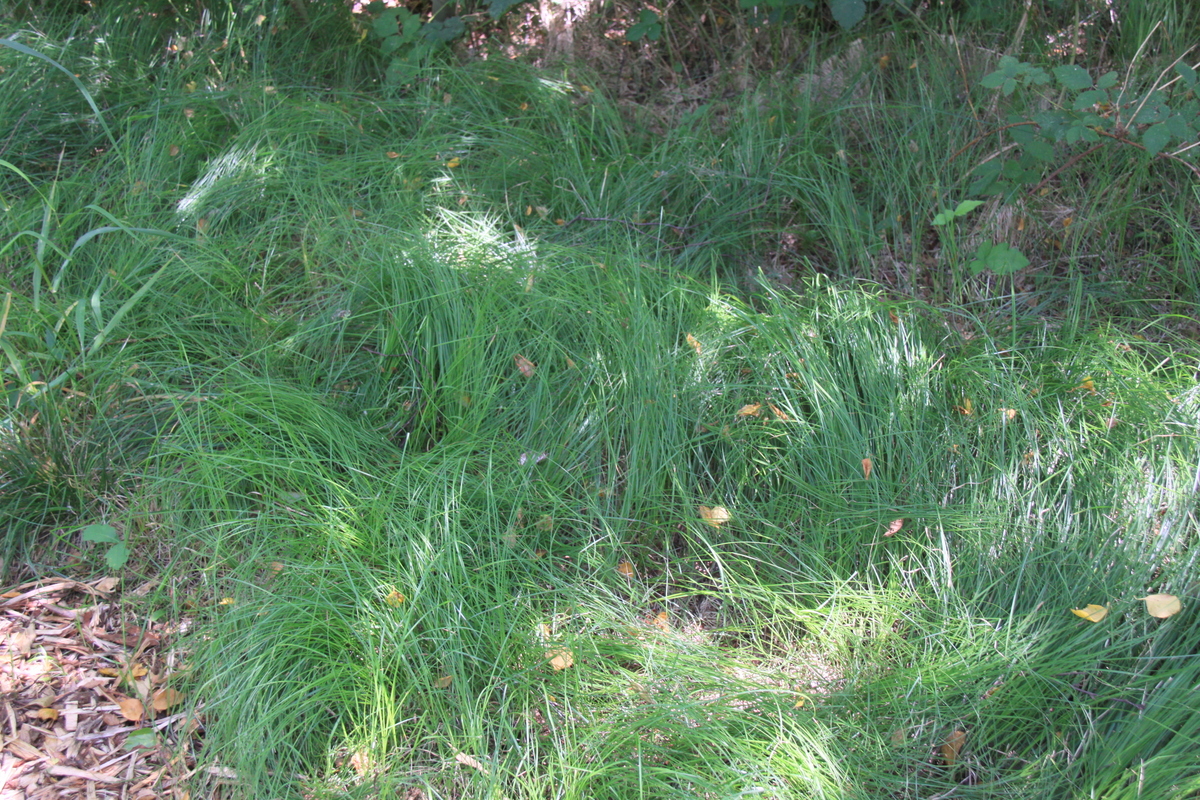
[2,3,1199,798]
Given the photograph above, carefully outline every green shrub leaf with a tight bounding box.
[968,241,1029,276]
[828,0,865,29]
[82,524,119,544]
[1141,122,1172,157]
[1175,62,1198,89]
[1052,64,1093,91]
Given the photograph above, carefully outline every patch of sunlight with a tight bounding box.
[431,208,540,274]
[176,145,274,225]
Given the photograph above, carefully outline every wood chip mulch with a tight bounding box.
[0,577,201,799]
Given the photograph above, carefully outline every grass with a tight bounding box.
[2,4,1200,799]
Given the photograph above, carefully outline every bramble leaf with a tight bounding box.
[1053,64,1093,91]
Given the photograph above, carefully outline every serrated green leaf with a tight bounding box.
[372,8,402,38]
[829,0,865,29]
[1175,62,1198,88]
[1008,123,1037,145]
[967,161,1004,196]
[1141,122,1172,157]
[1053,64,1092,91]
[1002,78,1017,96]
[969,241,1029,276]
[381,35,404,55]
[488,0,524,18]
[997,56,1019,78]
[401,14,422,40]
[1097,71,1119,90]
[1025,139,1055,163]
[105,542,130,570]
[423,16,465,42]
[82,524,119,544]
[1165,114,1194,140]
[980,71,1006,89]
[124,728,157,750]
[1073,89,1108,111]
[1001,160,1026,180]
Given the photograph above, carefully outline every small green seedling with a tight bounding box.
[82,523,129,570]
[626,10,663,42]
[932,200,984,227]
[124,728,158,750]
[968,240,1030,276]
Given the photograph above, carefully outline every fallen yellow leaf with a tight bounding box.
[941,729,966,766]
[768,403,791,422]
[35,707,59,722]
[646,611,669,631]
[957,398,973,416]
[1071,604,1108,622]
[385,590,406,607]
[455,752,489,773]
[1142,594,1181,618]
[617,561,635,578]
[435,675,453,689]
[884,518,904,537]
[386,151,400,158]
[152,687,183,711]
[685,333,702,355]
[862,458,873,480]
[736,403,762,418]
[699,505,731,528]
[95,576,120,593]
[515,354,536,377]
[117,697,144,722]
[547,647,574,670]
[445,157,461,168]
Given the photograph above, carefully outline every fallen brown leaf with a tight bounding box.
[547,647,574,670]
[118,697,145,722]
[941,729,966,766]
[151,687,183,711]
[455,752,489,773]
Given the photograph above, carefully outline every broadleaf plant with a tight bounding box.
[971,51,1200,198]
